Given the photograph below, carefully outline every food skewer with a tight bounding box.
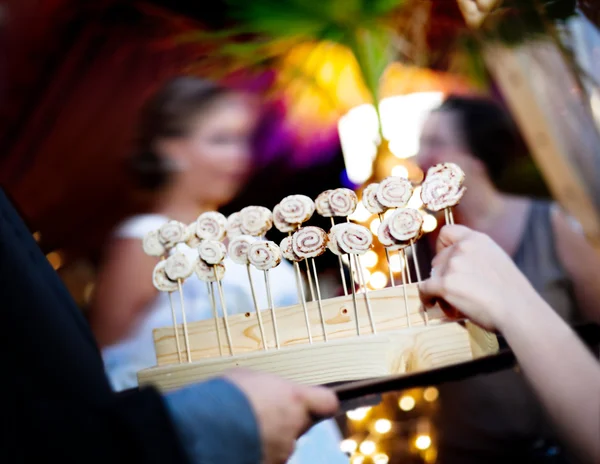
[144,229,185,363]
[316,189,349,296]
[362,183,395,287]
[164,251,195,361]
[292,226,329,341]
[248,241,283,349]
[377,217,412,326]
[206,282,223,356]
[333,222,376,334]
[228,235,268,350]
[280,236,312,343]
[388,207,424,328]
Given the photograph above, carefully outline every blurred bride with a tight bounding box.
[89,76,347,463]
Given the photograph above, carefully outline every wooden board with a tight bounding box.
[152,283,446,366]
[139,321,498,392]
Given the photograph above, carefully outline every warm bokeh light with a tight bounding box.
[369,271,388,289]
[407,187,423,209]
[362,250,379,268]
[374,418,392,434]
[351,456,365,464]
[399,395,416,411]
[359,440,376,456]
[415,434,432,450]
[340,439,358,454]
[33,231,41,242]
[423,387,439,402]
[422,213,437,233]
[391,165,409,178]
[347,407,371,421]
[350,202,372,222]
[369,218,381,235]
[373,453,390,464]
[379,92,445,159]
[46,251,63,270]
[390,254,405,273]
[84,283,95,304]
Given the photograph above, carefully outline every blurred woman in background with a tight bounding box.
[89,76,347,463]
[416,95,600,463]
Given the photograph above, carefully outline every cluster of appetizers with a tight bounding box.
[142,162,466,292]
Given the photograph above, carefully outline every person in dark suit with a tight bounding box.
[0,188,338,464]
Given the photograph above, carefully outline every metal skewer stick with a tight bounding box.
[398,252,411,327]
[354,254,376,334]
[213,268,234,355]
[310,258,328,341]
[294,261,313,343]
[330,217,348,295]
[246,264,268,350]
[176,279,193,362]
[264,269,280,349]
[207,283,224,356]
[378,213,395,287]
[347,254,361,336]
[167,292,183,363]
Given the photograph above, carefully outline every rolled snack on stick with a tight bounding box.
[273,204,297,233]
[143,230,166,257]
[315,190,335,218]
[279,194,315,224]
[420,162,466,212]
[164,252,195,281]
[376,176,413,208]
[248,241,282,271]
[195,259,226,282]
[388,208,423,242]
[152,260,178,292]
[240,206,273,237]
[158,220,187,249]
[185,223,202,248]
[362,183,387,215]
[333,223,373,255]
[329,188,358,217]
[226,212,244,239]
[198,240,227,265]
[196,212,227,241]
[280,236,302,262]
[228,235,255,265]
[377,218,409,251]
[292,226,328,259]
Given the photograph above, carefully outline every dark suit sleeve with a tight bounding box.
[0,189,189,463]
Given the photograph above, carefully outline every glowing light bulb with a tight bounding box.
[373,453,390,464]
[369,271,387,289]
[346,407,371,421]
[359,440,376,456]
[423,387,439,402]
[374,419,392,434]
[340,439,358,454]
[369,218,381,235]
[415,435,432,450]
[391,165,409,178]
[350,202,372,222]
[422,214,437,233]
[362,250,379,268]
[46,251,63,270]
[399,395,416,411]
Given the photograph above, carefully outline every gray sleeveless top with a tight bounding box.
[435,200,580,461]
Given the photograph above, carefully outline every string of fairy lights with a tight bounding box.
[340,386,440,463]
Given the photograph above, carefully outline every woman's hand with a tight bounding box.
[418,224,543,331]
